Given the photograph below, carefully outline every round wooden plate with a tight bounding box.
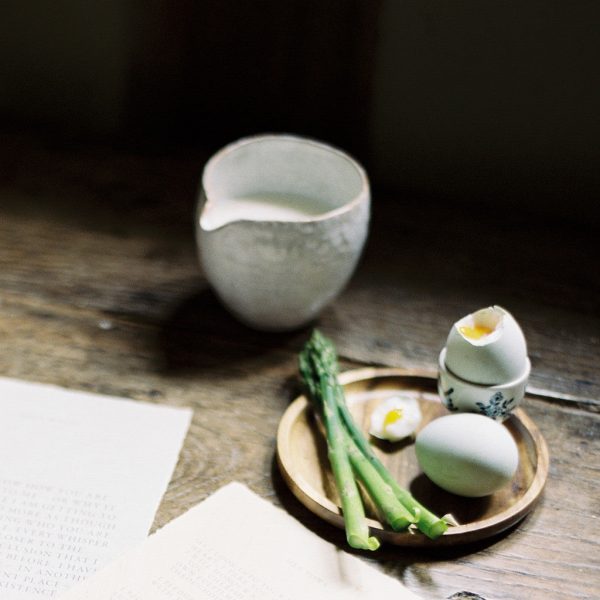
[276,367,549,546]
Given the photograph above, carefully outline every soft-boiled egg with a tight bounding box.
[415,413,519,497]
[369,394,422,442]
[444,305,528,385]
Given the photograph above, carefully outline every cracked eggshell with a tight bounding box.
[445,306,528,385]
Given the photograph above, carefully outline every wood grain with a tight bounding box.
[0,134,598,599]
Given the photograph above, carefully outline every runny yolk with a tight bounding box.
[459,324,495,340]
[384,408,404,429]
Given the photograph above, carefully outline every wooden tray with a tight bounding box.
[276,367,549,546]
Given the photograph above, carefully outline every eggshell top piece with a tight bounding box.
[415,413,519,497]
[445,306,528,385]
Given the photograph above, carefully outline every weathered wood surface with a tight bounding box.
[1,134,598,599]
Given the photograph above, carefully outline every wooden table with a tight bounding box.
[1,134,598,599]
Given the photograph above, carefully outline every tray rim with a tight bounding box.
[276,367,550,547]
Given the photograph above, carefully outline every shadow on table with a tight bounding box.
[158,287,309,373]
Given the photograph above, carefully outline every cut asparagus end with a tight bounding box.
[348,534,381,551]
[390,515,414,531]
[420,518,448,539]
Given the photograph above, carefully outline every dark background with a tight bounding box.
[1,1,599,224]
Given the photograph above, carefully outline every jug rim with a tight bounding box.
[198,133,369,232]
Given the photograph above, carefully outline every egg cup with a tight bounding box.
[438,347,531,421]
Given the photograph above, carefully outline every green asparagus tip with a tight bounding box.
[310,328,325,342]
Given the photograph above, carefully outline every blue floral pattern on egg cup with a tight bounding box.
[438,348,529,421]
[476,391,516,420]
[440,383,516,420]
[441,386,458,412]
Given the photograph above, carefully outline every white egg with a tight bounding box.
[444,305,528,385]
[415,413,519,497]
[369,394,422,442]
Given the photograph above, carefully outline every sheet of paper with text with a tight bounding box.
[60,482,423,600]
[0,378,192,599]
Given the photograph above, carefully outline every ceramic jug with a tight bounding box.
[196,135,370,331]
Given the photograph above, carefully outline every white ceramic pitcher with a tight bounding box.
[196,134,370,331]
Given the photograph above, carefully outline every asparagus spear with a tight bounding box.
[344,431,415,531]
[335,385,447,539]
[302,330,448,540]
[299,350,380,550]
[299,332,416,545]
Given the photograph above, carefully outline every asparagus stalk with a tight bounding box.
[335,385,447,539]
[299,332,416,545]
[302,330,448,540]
[299,350,380,550]
[344,431,414,531]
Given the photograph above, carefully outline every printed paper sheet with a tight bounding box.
[0,378,192,599]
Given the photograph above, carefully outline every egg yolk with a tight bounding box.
[459,324,494,340]
[384,408,404,429]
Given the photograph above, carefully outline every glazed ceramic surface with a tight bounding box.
[438,348,531,420]
[196,135,370,331]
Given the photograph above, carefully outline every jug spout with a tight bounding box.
[198,198,224,232]
[199,193,337,231]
